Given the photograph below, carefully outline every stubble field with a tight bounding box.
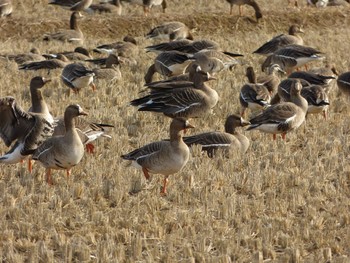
[0,0,350,262]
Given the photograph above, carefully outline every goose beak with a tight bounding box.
[240,119,251,126]
[79,111,88,116]
[208,75,217,81]
[43,78,52,84]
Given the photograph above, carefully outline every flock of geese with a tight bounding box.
[1,0,350,195]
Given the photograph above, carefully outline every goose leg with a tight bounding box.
[323,110,327,120]
[28,159,33,173]
[230,5,233,15]
[281,133,286,140]
[142,167,150,180]
[46,169,53,185]
[239,5,243,16]
[273,134,277,140]
[240,108,246,118]
[160,177,169,195]
[66,169,71,178]
[90,83,96,91]
[85,143,95,154]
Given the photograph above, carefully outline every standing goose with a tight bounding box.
[0,0,12,17]
[337,71,350,96]
[239,66,271,117]
[93,36,138,56]
[131,65,218,119]
[261,44,324,74]
[0,97,54,165]
[226,0,263,21]
[49,0,92,11]
[144,51,194,83]
[183,114,250,157]
[121,118,193,195]
[256,64,286,96]
[87,0,122,14]
[145,21,193,42]
[61,62,95,94]
[43,12,84,45]
[143,0,167,15]
[253,25,304,56]
[247,80,308,140]
[32,104,88,185]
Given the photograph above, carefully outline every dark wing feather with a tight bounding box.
[121,141,166,160]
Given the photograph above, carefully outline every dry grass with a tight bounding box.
[0,0,350,262]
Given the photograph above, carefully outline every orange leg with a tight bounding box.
[239,5,243,16]
[273,134,277,140]
[85,143,95,154]
[240,108,246,118]
[46,169,53,185]
[323,110,327,120]
[160,177,169,195]
[230,5,233,15]
[304,64,309,71]
[66,169,71,178]
[281,133,286,140]
[142,167,150,180]
[28,159,33,173]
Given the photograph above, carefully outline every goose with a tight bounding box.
[256,64,286,95]
[143,0,167,15]
[247,79,308,140]
[131,65,218,119]
[93,36,138,57]
[0,97,54,165]
[144,51,194,83]
[86,0,122,14]
[190,49,243,75]
[121,118,193,195]
[43,12,84,45]
[239,66,271,117]
[43,47,91,61]
[301,85,329,119]
[337,71,350,96]
[32,104,88,185]
[49,0,92,11]
[261,44,324,74]
[272,78,311,104]
[145,21,193,41]
[93,54,122,83]
[183,114,250,157]
[0,0,12,17]
[1,48,46,65]
[145,39,220,54]
[288,70,336,94]
[52,116,114,154]
[61,62,95,94]
[226,0,263,21]
[19,54,69,71]
[253,25,304,56]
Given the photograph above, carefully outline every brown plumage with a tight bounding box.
[226,0,263,21]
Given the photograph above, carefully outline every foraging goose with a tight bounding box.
[43,12,84,45]
[239,66,271,117]
[32,104,88,185]
[19,54,69,71]
[93,54,122,83]
[144,51,194,83]
[44,47,91,61]
[87,0,122,14]
[247,79,308,140]
[1,48,46,65]
[0,0,12,17]
[301,85,329,119]
[143,0,167,15]
[145,39,220,54]
[337,71,350,96]
[121,118,193,195]
[190,50,243,75]
[288,70,336,94]
[146,21,193,41]
[52,116,114,154]
[94,36,137,55]
[253,25,304,56]
[0,97,54,165]
[308,63,338,94]
[261,44,324,74]
[49,0,92,11]
[61,62,95,93]
[183,114,250,157]
[131,65,218,119]
[226,0,263,21]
